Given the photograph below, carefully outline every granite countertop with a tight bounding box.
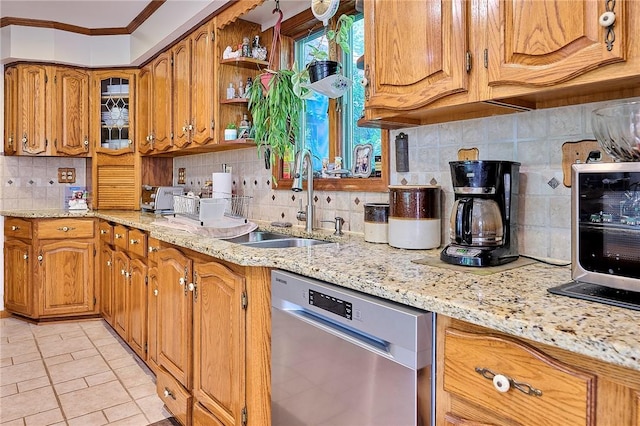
[3,209,639,372]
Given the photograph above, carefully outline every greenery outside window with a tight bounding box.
[275,9,389,192]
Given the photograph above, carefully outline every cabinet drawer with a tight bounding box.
[37,219,94,239]
[113,225,129,250]
[5,218,32,239]
[99,221,114,244]
[193,402,224,426]
[148,237,161,263]
[127,229,147,258]
[157,367,192,426]
[443,328,596,425]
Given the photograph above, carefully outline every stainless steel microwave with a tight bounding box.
[572,162,640,292]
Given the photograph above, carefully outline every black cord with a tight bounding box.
[520,254,571,267]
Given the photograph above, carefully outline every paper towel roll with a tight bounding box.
[211,172,232,198]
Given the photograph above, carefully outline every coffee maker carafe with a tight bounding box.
[440,160,520,267]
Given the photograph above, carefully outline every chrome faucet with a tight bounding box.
[292,148,314,233]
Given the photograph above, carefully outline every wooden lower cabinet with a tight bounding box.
[3,217,97,319]
[4,238,34,316]
[437,316,640,425]
[192,261,246,426]
[157,247,193,390]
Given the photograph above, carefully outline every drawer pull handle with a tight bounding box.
[130,239,139,245]
[163,388,176,400]
[474,367,542,397]
[11,225,20,231]
[57,226,75,232]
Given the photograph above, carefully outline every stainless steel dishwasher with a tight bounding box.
[271,270,434,426]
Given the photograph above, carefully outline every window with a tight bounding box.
[275,12,388,192]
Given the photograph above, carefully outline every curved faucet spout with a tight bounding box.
[292,148,314,232]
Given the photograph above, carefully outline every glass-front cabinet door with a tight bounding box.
[91,70,136,154]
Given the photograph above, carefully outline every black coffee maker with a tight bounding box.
[440,160,520,267]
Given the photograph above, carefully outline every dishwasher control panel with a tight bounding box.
[309,289,353,320]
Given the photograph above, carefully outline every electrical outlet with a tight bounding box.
[57,168,76,183]
[178,168,186,184]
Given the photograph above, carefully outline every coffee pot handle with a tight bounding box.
[455,198,474,245]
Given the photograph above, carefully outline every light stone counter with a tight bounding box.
[3,209,639,372]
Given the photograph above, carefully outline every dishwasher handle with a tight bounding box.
[277,306,396,362]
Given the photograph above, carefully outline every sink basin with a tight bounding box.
[225,231,333,248]
[240,238,333,248]
[225,231,291,244]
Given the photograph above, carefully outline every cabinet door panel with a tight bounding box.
[4,239,33,316]
[4,66,18,155]
[51,68,90,156]
[157,248,193,389]
[18,65,49,155]
[100,244,115,325]
[38,240,95,316]
[150,53,173,152]
[487,0,626,87]
[113,250,129,340]
[137,66,153,154]
[128,258,148,359]
[190,22,215,146]
[172,39,192,148]
[364,0,468,110]
[147,266,159,373]
[193,261,246,426]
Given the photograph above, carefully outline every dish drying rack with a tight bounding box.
[173,193,251,226]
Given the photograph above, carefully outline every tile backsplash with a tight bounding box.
[2,96,638,263]
[173,96,640,262]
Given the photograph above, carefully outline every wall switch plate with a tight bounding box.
[58,168,76,183]
[178,168,186,184]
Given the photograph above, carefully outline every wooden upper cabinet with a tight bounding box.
[363,0,469,111]
[486,0,626,87]
[17,64,50,155]
[51,67,90,156]
[4,66,18,155]
[190,20,216,146]
[172,38,193,148]
[150,52,174,152]
[137,66,153,154]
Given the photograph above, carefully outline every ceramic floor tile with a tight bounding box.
[126,382,157,399]
[135,393,170,423]
[66,410,108,426]
[0,357,12,368]
[48,354,111,384]
[58,380,132,419]
[24,407,65,426]
[98,342,136,361]
[107,354,140,370]
[72,347,100,360]
[0,338,39,360]
[103,401,143,423]
[30,322,83,338]
[11,351,42,366]
[106,414,150,426]
[17,375,51,392]
[0,359,47,386]
[0,385,59,422]
[54,377,88,395]
[44,353,74,367]
[85,370,118,387]
[0,383,18,398]
[114,364,155,389]
[38,335,93,358]
[0,418,25,426]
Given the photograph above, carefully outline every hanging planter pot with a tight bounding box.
[259,72,275,94]
[308,60,340,83]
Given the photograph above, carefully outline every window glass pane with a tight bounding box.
[294,15,381,177]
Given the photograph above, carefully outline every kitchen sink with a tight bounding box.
[226,231,333,248]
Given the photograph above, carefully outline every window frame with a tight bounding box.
[273,4,390,193]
